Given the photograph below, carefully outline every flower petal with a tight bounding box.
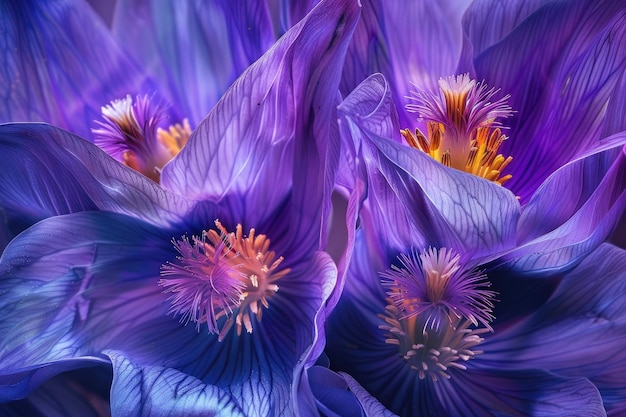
[341,0,469,129]
[0,0,154,139]
[338,372,398,417]
[112,0,276,126]
[106,352,245,417]
[482,243,626,415]
[463,1,626,200]
[328,263,606,416]
[518,133,626,244]
[504,145,625,273]
[0,209,338,414]
[342,74,520,260]
[307,366,366,417]
[363,132,519,261]
[0,123,198,247]
[160,0,360,251]
[0,370,110,417]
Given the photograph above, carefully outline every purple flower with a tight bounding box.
[340,0,626,203]
[0,0,316,140]
[326,61,626,414]
[0,1,360,415]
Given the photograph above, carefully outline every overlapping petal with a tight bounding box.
[106,352,244,417]
[481,243,626,415]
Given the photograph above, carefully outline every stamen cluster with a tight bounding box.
[160,220,290,341]
[379,247,496,380]
[403,74,514,185]
[93,95,191,182]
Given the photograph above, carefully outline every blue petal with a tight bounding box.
[106,352,244,417]
[482,243,626,415]
[462,0,626,200]
[0,123,198,248]
[0,0,154,140]
[503,144,626,273]
[0,211,174,399]
[0,209,339,414]
[0,369,111,417]
[112,1,277,126]
[307,366,366,417]
[328,275,607,416]
[160,0,360,254]
[447,368,606,417]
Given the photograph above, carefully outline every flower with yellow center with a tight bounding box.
[402,74,514,185]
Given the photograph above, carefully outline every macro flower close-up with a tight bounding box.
[1,0,625,416]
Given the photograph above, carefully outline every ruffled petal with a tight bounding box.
[503,145,625,273]
[462,0,626,200]
[342,74,520,260]
[161,0,358,239]
[0,0,154,140]
[0,123,198,248]
[482,243,626,415]
[106,352,244,417]
[112,0,276,126]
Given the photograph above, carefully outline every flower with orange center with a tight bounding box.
[159,220,290,342]
[401,74,514,185]
[93,95,192,183]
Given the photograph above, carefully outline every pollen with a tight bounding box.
[93,95,192,182]
[403,74,514,185]
[379,248,496,379]
[159,220,290,342]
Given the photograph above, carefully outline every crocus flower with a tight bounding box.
[326,68,626,415]
[0,2,360,416]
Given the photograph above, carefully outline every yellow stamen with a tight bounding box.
[157,118,192,156]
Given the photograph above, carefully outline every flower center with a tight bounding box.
[379,247,496,380]
[159,220,290,342]
[93,94,191,182]
[402,74,514,185]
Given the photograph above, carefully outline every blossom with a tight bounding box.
[0,1,360,415]
[340,0,626,204]
[0,0,313,142]
[326,61,626,414]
